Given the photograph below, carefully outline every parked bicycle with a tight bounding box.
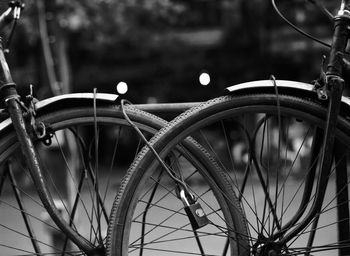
[0,1,210,255]
[107,0,350,255]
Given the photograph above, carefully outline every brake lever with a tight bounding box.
[9,1,25,20]
[0,0,24,53]
[0,1,24,30]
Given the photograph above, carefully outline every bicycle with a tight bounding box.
[0,2,222,255]
[107,0,350,255]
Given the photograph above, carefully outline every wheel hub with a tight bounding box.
[253,236,283,256]
[87,245,106,256]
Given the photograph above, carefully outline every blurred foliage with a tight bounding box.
[43,0,188,48]
[7,0,186,55]
[5,0,339,102]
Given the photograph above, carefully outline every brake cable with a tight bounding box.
[120,99,192,193]
[271,0,331,49]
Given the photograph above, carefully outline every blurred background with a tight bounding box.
[5,0,339,104]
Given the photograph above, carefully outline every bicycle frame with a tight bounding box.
[0,4,107,255]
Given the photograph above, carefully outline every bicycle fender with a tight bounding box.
[0,93,119,132]
[35,93,119,113]
[225,79,350,107]
[225,80,314,95]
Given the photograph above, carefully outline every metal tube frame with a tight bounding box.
[0,38,98,254]
[273,9,350,249]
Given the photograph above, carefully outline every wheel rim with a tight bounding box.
[112,95,350,256]
[113,138,249,256]
[0,108,162,255]
[161,99,350,255]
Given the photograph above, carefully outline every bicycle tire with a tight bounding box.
[106,111,251,255]
[0,104,166,255]
[107,93,350,256]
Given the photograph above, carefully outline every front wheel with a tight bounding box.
[0,105,166,255]
[108,93,350,256]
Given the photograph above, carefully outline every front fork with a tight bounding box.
[7,98,99,253]
[0,41,98,254]
[279,14,350,248]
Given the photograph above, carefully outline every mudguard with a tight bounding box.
[225,79,350,110]
[225,80,315,95]
[36,92,119,113]
[0,93,119,131]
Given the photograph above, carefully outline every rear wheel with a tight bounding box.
[107,118,249,255]
[108,93,350,256]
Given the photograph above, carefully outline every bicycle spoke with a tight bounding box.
[50,132,95,222]
[7,161,41,254]
[101,126,122,215]
[0,223,76,255]
[134,208,230,247]
[51,131,101,240]
[129,245,220,256]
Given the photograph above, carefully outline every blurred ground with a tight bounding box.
[0,177,338,256]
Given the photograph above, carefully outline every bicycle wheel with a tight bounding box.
[106,120,250,254]
[0,104,166,255]
[107,93,350,256]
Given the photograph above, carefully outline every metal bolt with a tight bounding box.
[195,208,205,217]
